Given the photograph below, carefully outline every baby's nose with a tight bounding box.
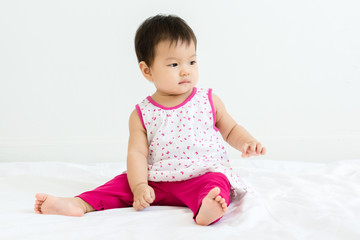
[180,67,190,76]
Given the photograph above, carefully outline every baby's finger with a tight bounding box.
[140,198,150,208]
[133,201,143,211]
[150,188,155,203]
[144,190,153,204]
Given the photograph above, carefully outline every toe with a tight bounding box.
[208,187,221,199]
[35,193,48,201]
[34,207,41,214]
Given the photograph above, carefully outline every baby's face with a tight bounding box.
[149,40,198,96]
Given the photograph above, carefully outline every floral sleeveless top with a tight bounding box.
[136,87,248,197]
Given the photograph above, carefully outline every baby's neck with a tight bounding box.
[151,88,195,108]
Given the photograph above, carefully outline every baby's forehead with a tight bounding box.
[154,40,196,57]
[156,39,193,48]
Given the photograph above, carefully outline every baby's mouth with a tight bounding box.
[179,80,191,84]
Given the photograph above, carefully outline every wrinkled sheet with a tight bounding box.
[0,159,359,240]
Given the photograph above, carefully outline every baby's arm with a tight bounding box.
[212,93,266,158]
[127,110,155,210]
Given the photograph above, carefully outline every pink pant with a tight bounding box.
[76,172,231,223]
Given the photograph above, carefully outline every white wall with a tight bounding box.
[1,0,359,163]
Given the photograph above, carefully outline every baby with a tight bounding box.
[34,14,266,226]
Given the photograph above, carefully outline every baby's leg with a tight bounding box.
[168,172,231,226]
[34,194,94,217]
[195,187,228,226]
[34,173,134,216]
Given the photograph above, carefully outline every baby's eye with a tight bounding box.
[168,63,178,67]
[190,61,196,65]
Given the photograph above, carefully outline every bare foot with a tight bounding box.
[195,187,228,226]
[34,193,94,217]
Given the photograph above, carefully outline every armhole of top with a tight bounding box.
[135,104,146,130]
[207,89,219,132]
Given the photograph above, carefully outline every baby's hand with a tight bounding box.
[132,183,155,211]
[241,141,266,158]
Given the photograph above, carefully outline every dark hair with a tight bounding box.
[134,14,197,67]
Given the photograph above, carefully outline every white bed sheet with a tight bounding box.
[1,159,359,240]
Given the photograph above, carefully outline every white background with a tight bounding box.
[1,0,359,163]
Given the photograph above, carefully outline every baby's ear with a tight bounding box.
[139,61,153,82]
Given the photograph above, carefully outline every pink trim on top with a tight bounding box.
[146,87,197,110]
[207,88,219,132]
[135,104,146,130]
